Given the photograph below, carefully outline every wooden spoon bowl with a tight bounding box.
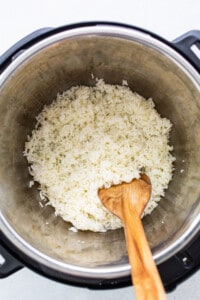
[98,174,166,300]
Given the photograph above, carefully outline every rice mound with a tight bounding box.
[24,80,175,232]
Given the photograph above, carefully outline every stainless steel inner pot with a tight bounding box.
[0,24,199,281]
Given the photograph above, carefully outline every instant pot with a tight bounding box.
[0,22,199,292]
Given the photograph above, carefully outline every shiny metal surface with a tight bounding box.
[0,24,199,280]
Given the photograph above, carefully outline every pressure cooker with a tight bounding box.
[0,22,199,291]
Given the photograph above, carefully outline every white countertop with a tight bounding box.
[0,0,199,299]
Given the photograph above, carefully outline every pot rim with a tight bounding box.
[0,22,199,280]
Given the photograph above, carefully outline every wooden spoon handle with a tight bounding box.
[123,209,166,300]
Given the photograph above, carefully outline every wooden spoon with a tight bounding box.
[98,174,166,300]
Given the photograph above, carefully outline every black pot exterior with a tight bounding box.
[0,22,199,290]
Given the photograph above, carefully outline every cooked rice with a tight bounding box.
[24,79,175,232]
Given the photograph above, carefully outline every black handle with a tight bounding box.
[172,30,200,73]
[158,233,200,292]
[0,27,53,71]
[0,241,23,278]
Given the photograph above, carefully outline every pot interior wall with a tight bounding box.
[0,34,199,268]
